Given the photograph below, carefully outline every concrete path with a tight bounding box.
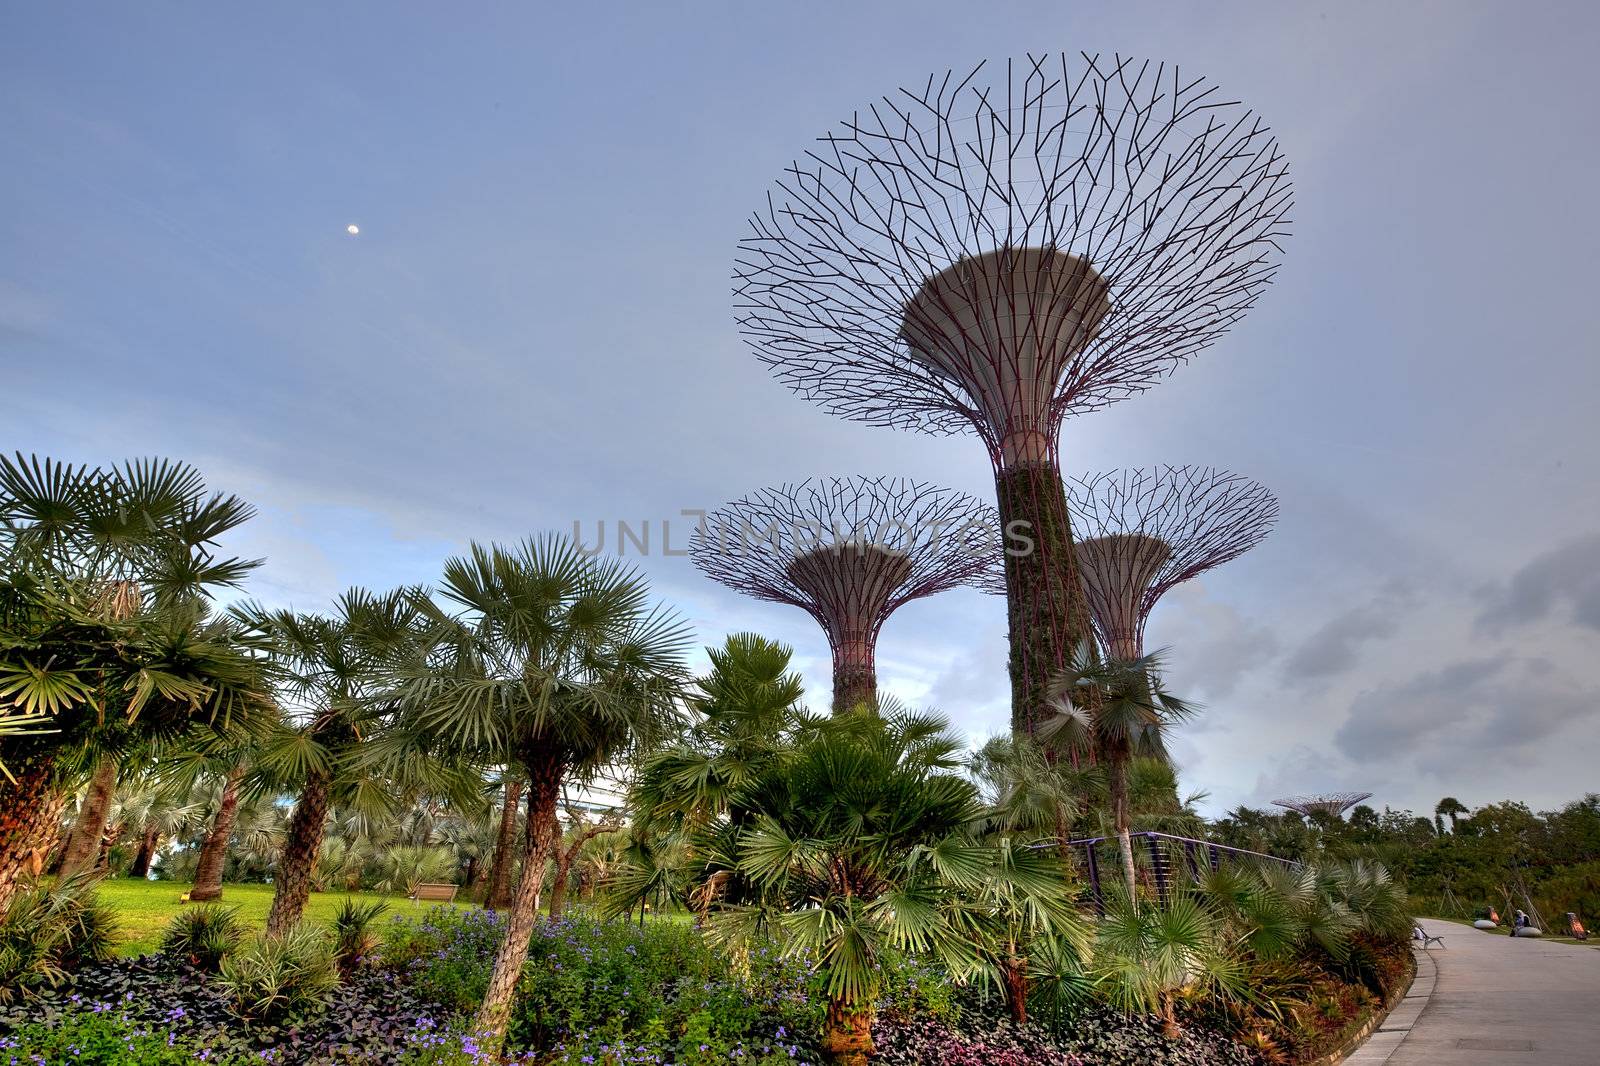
[1346,917,1600,1064]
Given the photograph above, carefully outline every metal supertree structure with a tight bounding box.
[1272,793,1374,819]
[736,53,1293,739]
[690,476,1000,711]
[1064,467,1279,660]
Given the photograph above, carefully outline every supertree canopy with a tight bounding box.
[690,476,1000,711]
[735,53,1293,739]
[1272,793,1374,818]
[1065,467,1279,659]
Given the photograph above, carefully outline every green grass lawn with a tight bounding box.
[97,878,476,956]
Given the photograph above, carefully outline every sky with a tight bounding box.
[4,1,1599,819]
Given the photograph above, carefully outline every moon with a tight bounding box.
[346,224,360,236]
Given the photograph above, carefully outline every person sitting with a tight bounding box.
[1504,902,1529,941]
[1566,913,1588,941]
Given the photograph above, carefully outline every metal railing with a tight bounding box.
[1046,830,1301,913]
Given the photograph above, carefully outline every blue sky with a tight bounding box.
[5,1,1599,817]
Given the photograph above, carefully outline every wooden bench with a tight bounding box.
[408,883,459,904]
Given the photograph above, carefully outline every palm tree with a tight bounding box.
[0,454,267,911]
[1435,797,1468,834]
[701,710,992,1066]
[1043,642,1195,900]
[967,836,1089,1024]
[385,536,691,1051]
[483,773,523,909]
[968,733,1093,845]
[241,588,437,936]
[629,634,804,837]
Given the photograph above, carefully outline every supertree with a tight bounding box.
[735,53,1293,740]
[1059,467,1277,887]
[1064,466,1280,660]
[1272,793,1373,819]
[690,476,1000,711]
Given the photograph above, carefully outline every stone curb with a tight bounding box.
[1306,945,1434,1066]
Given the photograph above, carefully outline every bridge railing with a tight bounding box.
[1046,830,1301,913]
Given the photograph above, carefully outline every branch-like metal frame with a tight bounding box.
[690,476,1000,708]
[1272,793,1374,818]
[1064,466,1278,655]
[736,52,1294,463]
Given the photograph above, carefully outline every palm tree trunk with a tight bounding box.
[1110,748,1137,900]
[94,817,123,874]
[189,765,243,902]
[486,777,522,911]
[1003,956,1029,1023]
[821,998,874,1066]
[548,823,610,920]
[547,848,572,920]
[0,754,64,913]
[59,757,117,877]
[129,826,160,879]
[266,770,332,937]
[473,752,563,1051]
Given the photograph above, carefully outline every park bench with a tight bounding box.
[1412,923,1444,949]
[408,882,459,904]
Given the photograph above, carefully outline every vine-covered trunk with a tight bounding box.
[59,757,117,877]
[266,770,332,937]
[821,998,874,1066]
[129,826,160,879]
[473,751,564,1052]
[994,460,1095,751]
[486,777,523,911]
[0,755,64,914]
[189,765,243,901]
[831,657,876,715]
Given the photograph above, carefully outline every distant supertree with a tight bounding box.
[1064,467,1279,659]
[690,477,1000,711]
[736,53,1293,739]
[1272,793,1373,818]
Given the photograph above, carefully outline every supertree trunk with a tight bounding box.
[995,461,1096,745]
[59,757,117,877]
[189,765,244,902]
[486,778,522,911]
[0,754,64,914]
[473,751,563,1052]
[265,769,331,937]
[832,655,876,714]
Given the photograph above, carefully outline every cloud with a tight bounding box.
[1150,581,1281,704]
[1283,581,1416,683]
[1334,656,1599,776]
[1477,533,1600,634]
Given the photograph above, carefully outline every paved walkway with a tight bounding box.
[1346,917,1600,1064]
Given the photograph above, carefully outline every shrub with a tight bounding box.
[216,923,339,1023]
[333,898,390,977]
[872,1015,1083,1066]
[382,906,505,1014]
[159,905,246,971]
[0,874,119,1002]
[507,913,823,1054]
[0,1004,253,1065]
